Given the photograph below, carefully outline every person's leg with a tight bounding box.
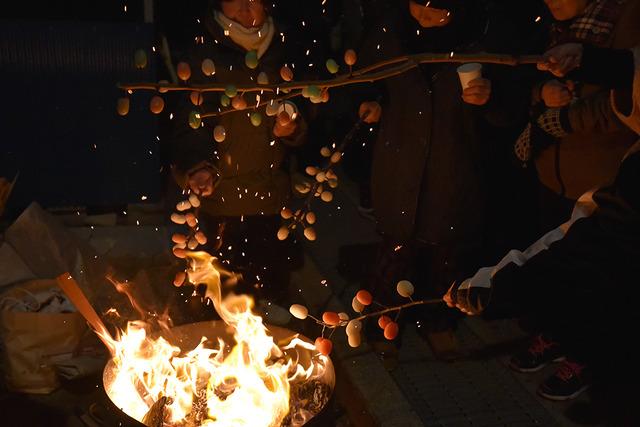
[536,314,595,401]
[364,241,415,338]
[409,243,466,360]
[243,215,297,305]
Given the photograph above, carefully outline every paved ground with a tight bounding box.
[293,170,598,427]
[0,171,608,426]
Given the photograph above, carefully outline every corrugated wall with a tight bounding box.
[0,21,162,213]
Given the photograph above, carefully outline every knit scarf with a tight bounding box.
[550,0,627,47]
[214,11,275,58]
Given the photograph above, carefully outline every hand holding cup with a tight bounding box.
[462,78,492,106]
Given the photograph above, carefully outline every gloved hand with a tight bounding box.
[514,107,573,164]
[536,106,572,139]
[443,269,493,315]
[186,163,220,197]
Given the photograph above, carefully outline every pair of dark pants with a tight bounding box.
[366,238,481,339]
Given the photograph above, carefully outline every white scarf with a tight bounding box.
[214,11,275,59]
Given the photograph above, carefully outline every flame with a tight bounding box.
[101,252,331,426]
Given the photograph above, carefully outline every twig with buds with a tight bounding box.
[290,280,444,355]
[277,109,372,242]
[169,192,208,286]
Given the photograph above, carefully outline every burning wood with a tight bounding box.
[142,396,172,427]
[186,372,209,426]
[94,252,334,427]
[281,379,332,427]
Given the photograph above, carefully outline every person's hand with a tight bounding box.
[358,101,382,123]
[540,79,574,107]
[538,43,584,77]
[188,168,215,197]
[273,111,298,137]
[462,78,492,106]
[443,278,491,316]
[409,1,451,28]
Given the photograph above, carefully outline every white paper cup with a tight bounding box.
[457,63,482,89]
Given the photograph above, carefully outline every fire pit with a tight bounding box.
[102,320,334,427]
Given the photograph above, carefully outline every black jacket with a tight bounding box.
[359,0,531,249]
[486,146,640,321]
[167,8,307,217]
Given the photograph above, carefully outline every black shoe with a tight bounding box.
[538,359,590,401]
[509,334,565,373]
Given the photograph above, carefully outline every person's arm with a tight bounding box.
[521,88,627,146]
[167,106,220,195]
[444,191,597,315]
[539,43,635,89]
[567,90,627,134]
[569,45,635,89]
[164,70,222,196]
[611,47,640,126]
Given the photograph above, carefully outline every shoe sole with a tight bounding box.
[538,384,589,401]
[509,356,566,373]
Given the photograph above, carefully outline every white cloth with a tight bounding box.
[0,287,76,313]
[214,11,275,59]
[464,191,598,289]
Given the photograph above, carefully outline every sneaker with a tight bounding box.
[509,334,565,373]
[538,359,591,401]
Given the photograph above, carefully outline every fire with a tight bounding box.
[101,252,332,426]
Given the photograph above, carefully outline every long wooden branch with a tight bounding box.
[119,52,542,94]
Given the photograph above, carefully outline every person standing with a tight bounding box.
[355,0,508,360]
[446,42,640,406]
[166,0,307,323]
[507,0,640,393]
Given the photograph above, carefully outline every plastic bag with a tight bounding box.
[0,279,87,393]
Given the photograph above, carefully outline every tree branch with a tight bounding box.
[119,52,542,94]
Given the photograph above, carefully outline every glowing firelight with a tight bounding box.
[101,252,332,426]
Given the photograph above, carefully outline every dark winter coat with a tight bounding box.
[484,145,640,357]
[533,0,640,200]
[168,9,307,217]
[359,0,524,249]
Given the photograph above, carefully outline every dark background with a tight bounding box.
[0,0,343,219]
